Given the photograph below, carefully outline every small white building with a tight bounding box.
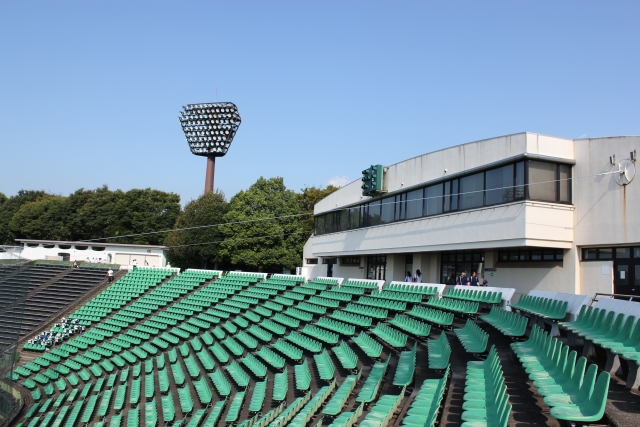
[302,132,640,299]
[14,239,169,268]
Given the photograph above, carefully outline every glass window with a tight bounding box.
[451,179,459,211]
[515,161,525,199]
[341,257,360,266]
[316,216,325,235]
[406,189,423,219]
[599,248,613,259]
[368,200,381,226]
[559,165,571,202]
[555,250,563,260]
[616,248,631,259]
[528,161,557,201]
[395,193,406,221]
[444,181,451,212]
[583,248,597,260]
[306,258,318,265]
[360,204,367,227]
[380,196,395,224]
[460,172,484,210]
[519,252,530,261]
[499,252,508,261]
[486,165,514,205]
[424,184,443,216]
[531,250,542,261]
[325,212,334,233]
[543,250,555,261]
[634,247,640,258]
[348,207,359,229]
[339,209,349,231]
[509,251,519,261]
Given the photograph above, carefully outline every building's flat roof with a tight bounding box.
[16,239,168,250]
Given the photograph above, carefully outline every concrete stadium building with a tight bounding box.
[302,132,639,299]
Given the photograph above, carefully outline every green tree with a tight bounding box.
[0,190,48,244]
[10,195,71,240]
[165,191,229,269]
[68,187,181,245]
[297,185,340,236]
[220,177,306,272]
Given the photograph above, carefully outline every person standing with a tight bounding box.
[457,270,470,286]
[404,271,412,282]
[106,268,114,283]
[413,269,422,283]
[470,271,479,286]
[132,259,138,269]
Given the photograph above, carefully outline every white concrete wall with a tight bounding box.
[18,243,168,267]
[573,136,640,247]
[580,261,614,296]
[308,201,573,257]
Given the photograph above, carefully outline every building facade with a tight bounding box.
[302,132,639,299]
[13,239,169,268]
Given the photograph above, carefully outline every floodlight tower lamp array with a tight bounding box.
[179,102,241,193]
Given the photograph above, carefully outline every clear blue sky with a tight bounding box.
[1,1,638,205]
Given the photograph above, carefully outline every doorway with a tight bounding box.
[367,255,387,280]
[614,252,640,296]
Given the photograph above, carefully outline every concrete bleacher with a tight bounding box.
[6,273,640,427]
[0,265,108,348]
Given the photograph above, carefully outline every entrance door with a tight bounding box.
[614,258,640,296]
[326,262,333,278]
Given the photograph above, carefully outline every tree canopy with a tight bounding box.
[165,190,229,269]
[1,179,340,271]
[219,177,306,272]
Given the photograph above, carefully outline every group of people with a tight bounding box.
[27,317,85,348]
[404,269,422,283]
[456,270,488,286]
[85,257,109,264]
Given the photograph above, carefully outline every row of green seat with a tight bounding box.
[314,349,336,380]
[352,332,383,358]
[344,303,388,319]
[388,314,431,337]
[480,306,528,337]
[444,288,502,304]
[323,370,362,415]
[356,357,389,403]
[332,341,359,370]
[462,346,511,427]
[385,283,438,295]
[315,317,355,336]
[327,403,364,427]
[360,390,405,427]
[295,359,312,391]
[370,323,408,348]
[330,310,372,327]
[393,342,417,386]
[401,366,449,427]
[512,325,610,423]
[357,296,406,311]
[370,290,422,303]
[427,332,451,370]
[511,295,568,320]
[287,380,336,427]
[425,297,479,315]
[454,319,489,354]
[406,306,454,327]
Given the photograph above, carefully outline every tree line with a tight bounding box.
[0,178,338,272]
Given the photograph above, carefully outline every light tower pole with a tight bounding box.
[179,102,241,193]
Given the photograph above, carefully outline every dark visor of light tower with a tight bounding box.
[179,102,241,193]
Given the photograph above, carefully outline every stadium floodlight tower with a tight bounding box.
[179,102,241,193]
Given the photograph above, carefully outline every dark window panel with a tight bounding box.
[559,164,571,202]
[406,189,423,219]
[486,165,515,205]
[528,161,557,201]
[515,161,525,199]
[380,196,395,224]
[425,183,443,216]
[451,179,459,211]
[599,248,613,260]
[583,248,597,260]
[459,172,484,210]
